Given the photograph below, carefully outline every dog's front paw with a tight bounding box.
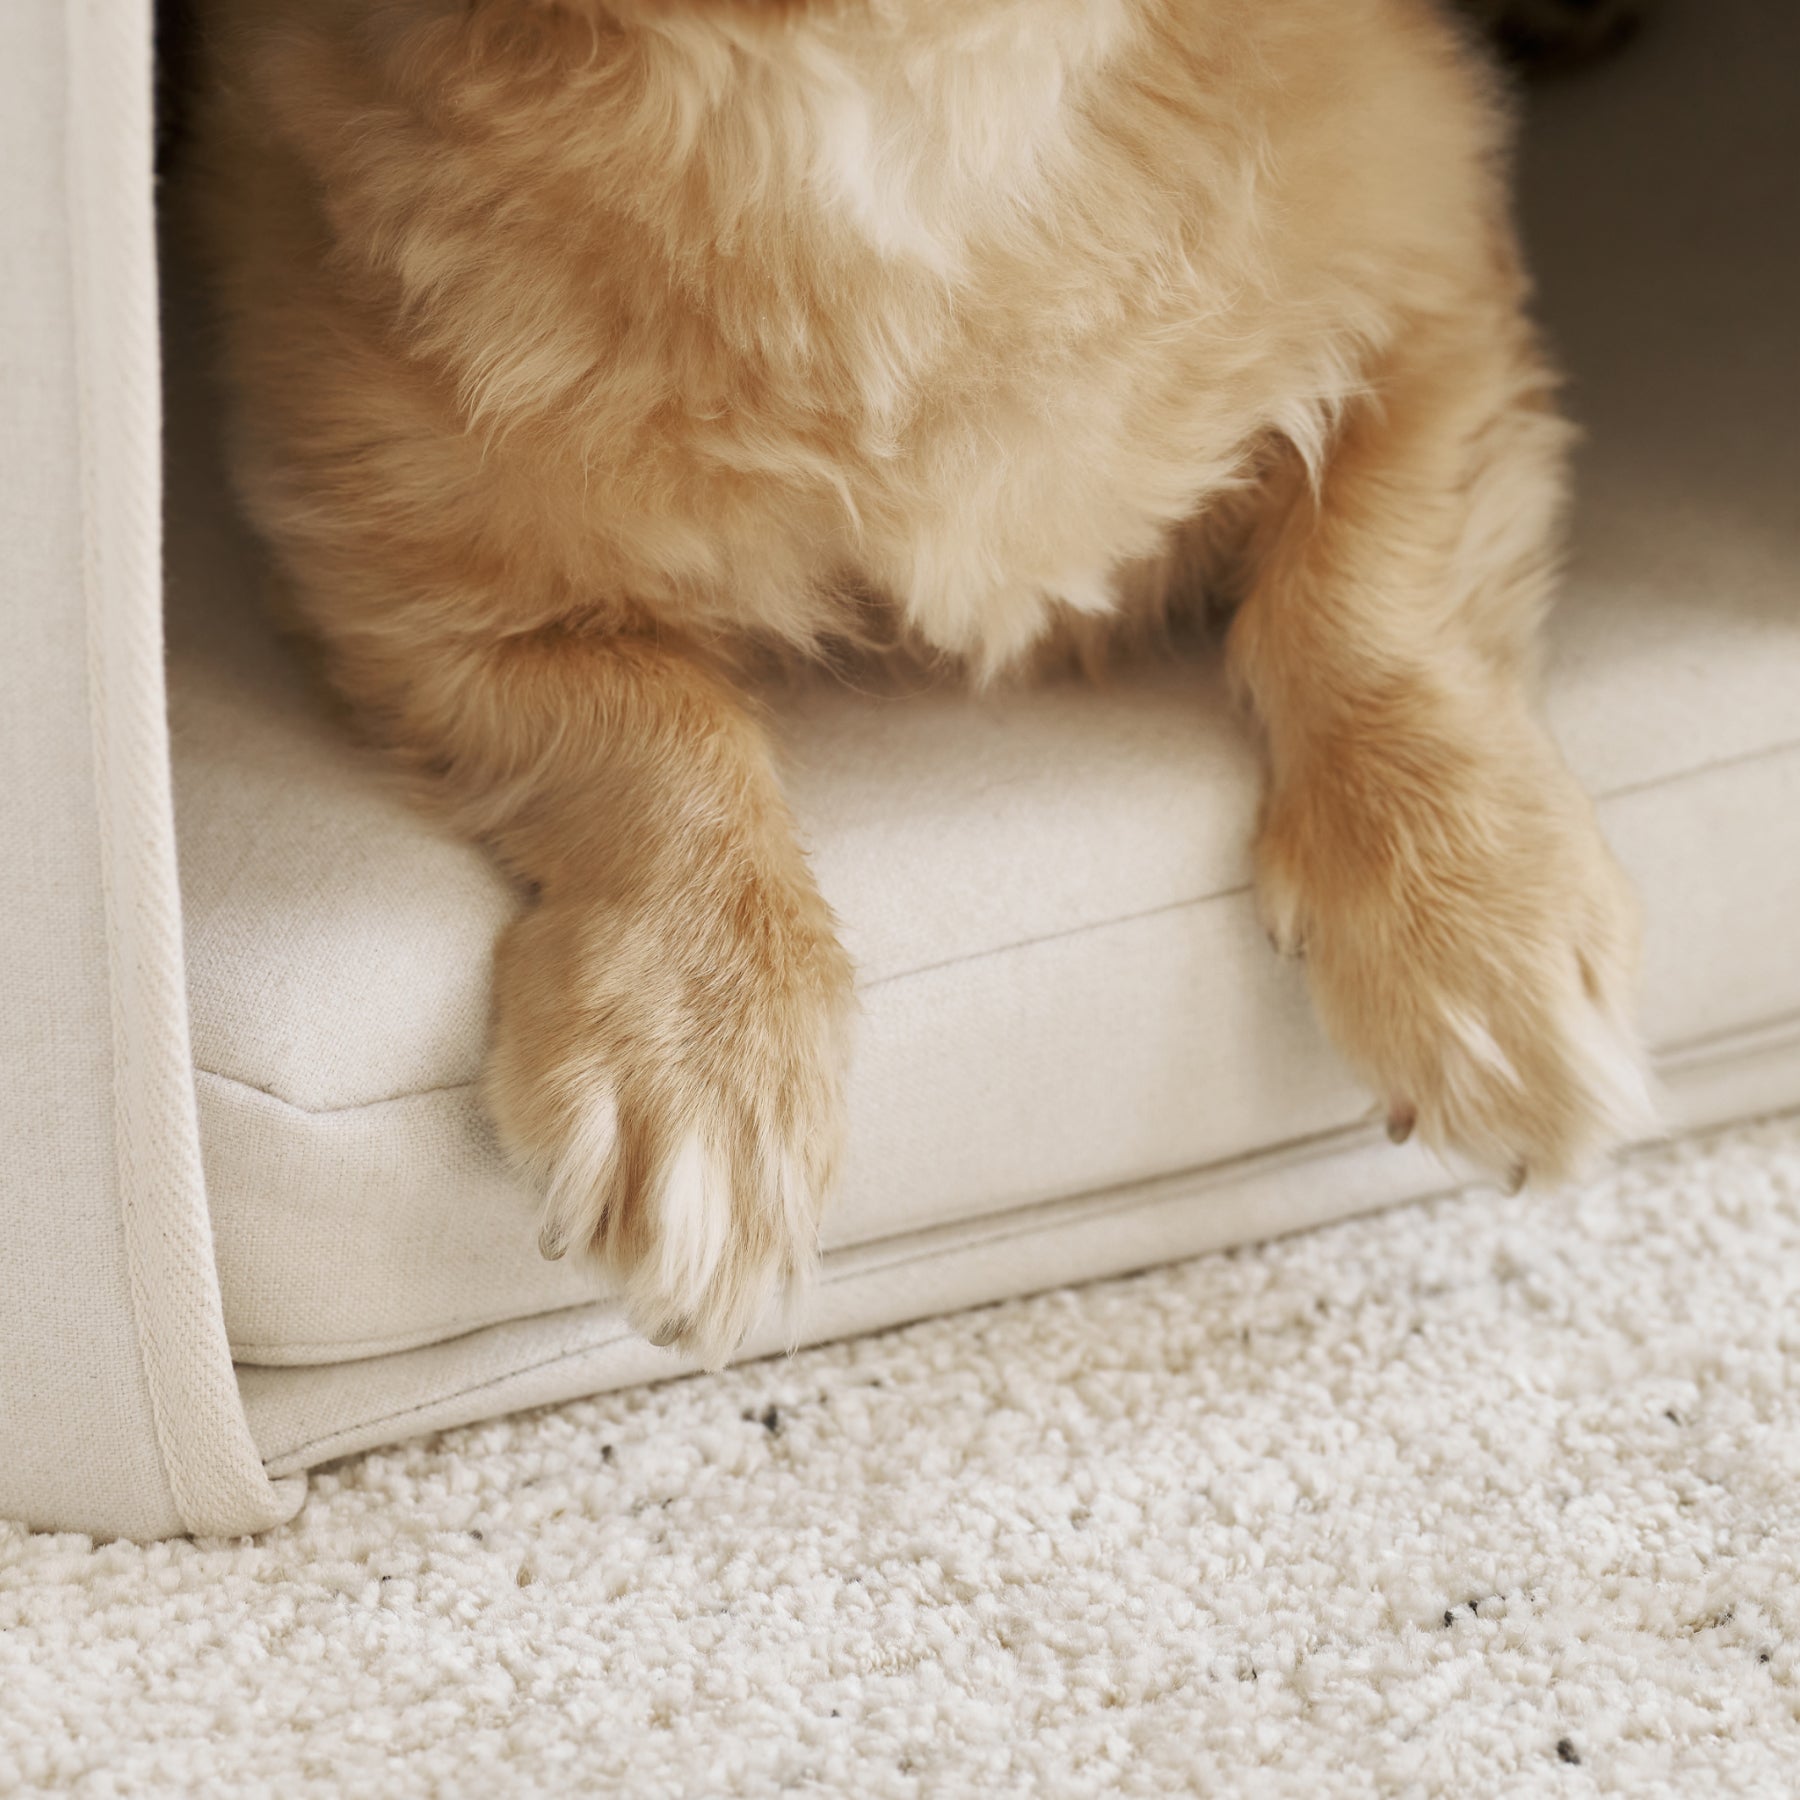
[484,885,853,1367]
[1259,738,1654,1185]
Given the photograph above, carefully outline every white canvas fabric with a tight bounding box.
[0,0,176,1542]
[0,0,301,1537]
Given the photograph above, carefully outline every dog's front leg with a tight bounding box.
[352,627,853,1365]
[1228,303,1652,1184]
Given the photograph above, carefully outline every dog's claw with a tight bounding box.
[1386,1103,1416,1146]
[1504,1163,1528,1196]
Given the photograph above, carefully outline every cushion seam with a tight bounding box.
[256,1115,1406,1465]
[261,1074,1800,1472]
[233,1003,1800,1378]
[198,737,1800,1116]
[232,1305,578,1367]
[234,1110,1389,1369]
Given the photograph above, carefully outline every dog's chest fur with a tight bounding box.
[238,0,1442,671]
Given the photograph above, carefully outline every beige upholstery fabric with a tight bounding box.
[174,610,1800,1371]
[0,0,175,1541]
[0,0,302,1538]
[237,1013,1800,1479]
[167,0,1800,1481]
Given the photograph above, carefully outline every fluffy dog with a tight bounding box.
[189,0,1652,1364]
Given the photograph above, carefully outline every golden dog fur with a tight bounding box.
[189,0,1652,1363]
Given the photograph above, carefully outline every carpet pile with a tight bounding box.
[5,1114,1800,1796]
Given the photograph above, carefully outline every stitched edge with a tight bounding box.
[222,1006,1800,1368]
[67,0,303,1537]
[194,736,1800,1117]
[256,1010,1800,1469]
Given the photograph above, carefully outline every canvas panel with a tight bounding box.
[0,0,300,1538]
[0,0,191,1539]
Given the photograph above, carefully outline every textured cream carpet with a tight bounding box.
[5,1114,1800,1797]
